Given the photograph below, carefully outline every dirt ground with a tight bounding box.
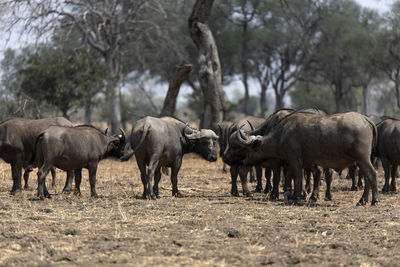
[0,155,399,266]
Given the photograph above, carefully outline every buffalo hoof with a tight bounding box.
[147,194,156,200]
[91,194,99,198]
[381,187,390,194]
[231,191,240,197]
[324,195,332,201]
[265,185,272,194]
[306,187,311,195]
[39,195,46,201]
[63,188,73,194]
[269,194,278,201]
[243,191,253,197]
[351,186,358,191]
[357,198,367,206]
[24,185,30,190]
[310,194,318,202]
[254,186,262,193]
[390,186,397,192]
[371,198,379,206]
[10,188,22,195]
[74,190,82,197]
[173,191,184,198]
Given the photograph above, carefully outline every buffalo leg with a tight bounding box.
[348,164,357,191]
[249,167,256,183]
[37,165,52,200]
[170,159,182,197]
[291,160,303,202]
[255,165,263,193]
[62,170,74,193]
[324,168,333,201]
[23,168,30,190]
[358,160,378,205]
[230,165,240,197]
[50,167,56,188]
[153,167,161,198]
[390,165,397,192]
[88,164,99,198]
[136,158,148,199]
[74,168,82,196]
[270,160,281,200]
[357,168,363,189]
[239,166,252,197]
[263,166,272,193]
[381,159,391,193]
[310,167,321,202]
[10,162,23,194]
[305,168,312,195]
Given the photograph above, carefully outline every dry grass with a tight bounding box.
[0,154,399,266]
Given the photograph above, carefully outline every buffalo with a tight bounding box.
[225,111,378,205]
[30,125,127,199]
[120,116,218,199]
[219,116,268,197]
[376,117,400,193]
[0,117,73,193]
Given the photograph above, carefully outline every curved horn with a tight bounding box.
[183,123,198,139]
[247,120,255,132]
[119,128,126,142]
[236,125,252,145]
[104,128,109,136]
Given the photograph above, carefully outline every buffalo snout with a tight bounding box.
[207,153,218,162]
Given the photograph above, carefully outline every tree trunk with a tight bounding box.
[160,64,193,117]
[260,83,268,115]
[274,92,284,110]
[362,84,368,116]
[335,83,343,113]
[241,21,250,115]
[105,55,122,133]
[84,99,92,124]
[189,0,225,131]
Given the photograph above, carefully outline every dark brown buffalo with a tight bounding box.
[225,111,378,205]
[30,125,127,199]
[120,116,218,199]
[0,117,73,193]
[219,116,267,197]
[376,117,400,193]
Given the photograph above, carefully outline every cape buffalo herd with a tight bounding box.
[0,111,396,206]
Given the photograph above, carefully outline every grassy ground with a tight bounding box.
[0,154,399,266]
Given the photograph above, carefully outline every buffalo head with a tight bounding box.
[183,124,218,162]
[106,128,129,158]
[223,124,263,166]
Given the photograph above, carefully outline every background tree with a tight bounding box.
[189,0,225,129]
[373,1,400,109]
[5,0,164,132]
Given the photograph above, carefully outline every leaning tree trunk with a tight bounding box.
[260,83,268,116]
[160,64,193,117]
[105,55,122,133]
[189,0,225,131]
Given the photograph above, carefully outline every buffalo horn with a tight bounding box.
[247,120,255,132]
[119,128,126,142]
[104,128,109,136]
[236,125,252,145]
[183,123,198,139]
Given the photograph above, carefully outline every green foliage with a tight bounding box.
[18,44,105,118]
